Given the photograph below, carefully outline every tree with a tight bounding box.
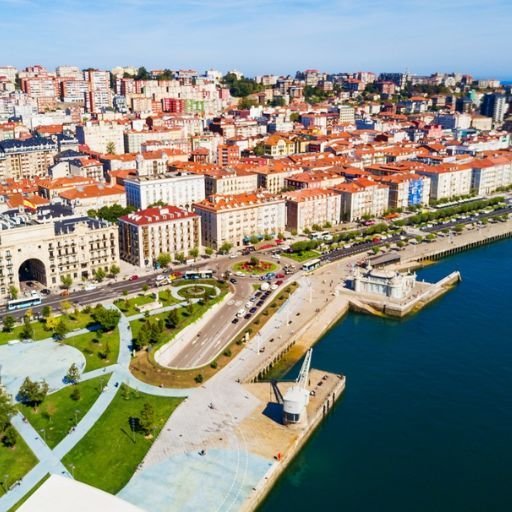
[8,286,18,300]
[60,300,72,314]
[2,315,15,333]
[20,316,33,340]
[18,377,49,409]
[249,256,259,267]
[157,252,171,268]
[205,247,213,256]
[109,264,120,278]
[289,112,300,123]
[0,388,16,431]
[41,305,52,318]
[2,424,17,447]
[189,247,199,259]
[66,363,81,384]
[238,97,257,110]
[54,319,69,340]
[94,267,106,282]
[135,66,151,80]
[105,141,116,155]
[218,242,233,254]
[249,235,259,245]
[139,402,155,435]
[94,204,136,223]
[92,305,121,332]
[253,142,266,156]
[60,274,73,289]
[176,252,186,264]
[70,386,81,401]
[165,309,180,329]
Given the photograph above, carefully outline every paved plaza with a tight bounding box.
[0,340,85,396]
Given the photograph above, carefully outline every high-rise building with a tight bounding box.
[480,93,507,124]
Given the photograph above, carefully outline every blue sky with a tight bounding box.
[0,0,511,77]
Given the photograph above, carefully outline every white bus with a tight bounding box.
[7,295,42,311]
[302,258,321,272]
[183,269,214,280]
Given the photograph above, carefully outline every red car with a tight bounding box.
[276,273,285,279]
[129,275,139,281]
[276,279,284,286]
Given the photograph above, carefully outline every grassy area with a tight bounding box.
[232,259,278,275]
[114,294,158,317]
[62,385,183,494]
[130,282,299,388]
[158,288,178,306]
[0,436,38,497]
[64,328,119,371]
[285,250,320,263]
[18,376,107,449]
[176,284,217,300]
[8,474,50,511]
[0,311,96,346]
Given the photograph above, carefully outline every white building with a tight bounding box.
[353,267,416,300]
[415,164,472,201]
[193,191,286,249]
[76,121,125,154]
[124,171,205,210]
[0,208,119,296]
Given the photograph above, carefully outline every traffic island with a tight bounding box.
[232,258,279,276]
[129,283,299,388]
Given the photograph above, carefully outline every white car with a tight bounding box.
[156,274,166,282]
[245,301,254,309]
[229,253,237,259]
[84,284,97,291]
[237,309,246,318]
[270,284,278,290]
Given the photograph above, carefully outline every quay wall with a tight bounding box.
[241,374,346,512]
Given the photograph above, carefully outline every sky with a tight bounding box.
[0,0,511,78]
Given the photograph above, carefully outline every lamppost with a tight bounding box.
[74,409,80,426]
[70,464,75,478]
[1,474,8,493]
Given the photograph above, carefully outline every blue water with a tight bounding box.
[260,239,512,511]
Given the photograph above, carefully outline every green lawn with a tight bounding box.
[62,385,183,494]
[158,289,178,307]
[64,328,120,371]
[18,376,107,449]
[176,284,218,300]
[114,295,157,317]
[0,436,38,497]
[8,474,49,511]
[0,311,96,346]
[0,320,51,345]
[285,250,320,263]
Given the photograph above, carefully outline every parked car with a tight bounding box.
[232,318,239,324]
[84,284,97,291]
[276,279,283,286]
[230,278,237,284]
[129,275,139,281]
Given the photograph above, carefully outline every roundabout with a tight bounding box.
[172,283,221,300]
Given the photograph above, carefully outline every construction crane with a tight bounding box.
[282,349,313,425]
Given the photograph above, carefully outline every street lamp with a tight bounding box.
[74,409,80,426]
[1,474,8,493]
[70,464,75,478]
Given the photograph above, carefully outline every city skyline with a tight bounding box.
[1,0,511,77]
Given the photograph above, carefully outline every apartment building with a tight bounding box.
[0,208,119,296]
[69,158,104,181]
[283,189,341,232]
[118,205,201,267]
[202,168,258,196]
[285,170,345,190]
[471,155,512,196]
[415,164,472,201]
[374,173,431,209]
[0,137,57,180]
[332,178,390,221]
[253,164,304,194]
[76,121,125,154]
[59,184,126,215]
[124,128,182,153]
[84,70,112,113]
[124,171,205,210]
[193,192,286,249]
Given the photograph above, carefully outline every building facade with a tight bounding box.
[193,192,286,249]
[0,210,119,296]
[124,171,205,210]
[119,206,201,267]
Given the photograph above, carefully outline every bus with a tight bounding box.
[183,269,214,280]
[7,295,42,311]
[302,258,321,272]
